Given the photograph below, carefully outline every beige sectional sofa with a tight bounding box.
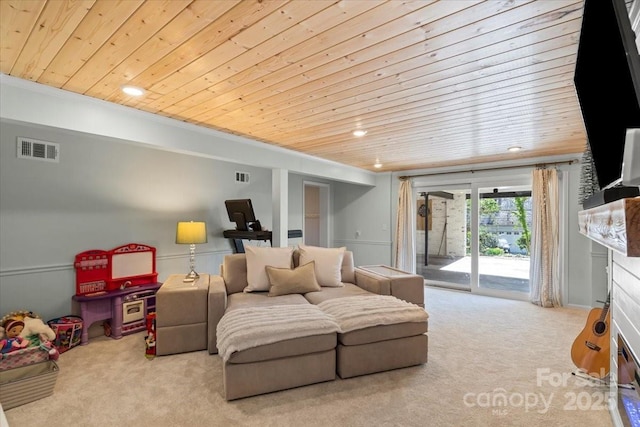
[207,246,428,400]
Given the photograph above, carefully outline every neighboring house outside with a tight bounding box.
[477,197,532,255]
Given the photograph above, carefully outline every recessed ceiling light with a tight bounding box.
[121,85,145,97]
[374,159,382,168]
[353,129,367,137]
[507,146,522,152]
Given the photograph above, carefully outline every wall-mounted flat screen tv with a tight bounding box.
[574,0,640,191]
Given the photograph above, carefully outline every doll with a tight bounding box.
[4,319,24,338]
[0,336,29,353]
[0,319,29,354]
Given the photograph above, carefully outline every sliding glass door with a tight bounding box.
[475,185,531,296]
[416,178,532,300]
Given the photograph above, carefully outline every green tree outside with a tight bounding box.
[466,198,502,254]
[513,197,531,255]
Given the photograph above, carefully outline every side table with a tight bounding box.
[72,282,162,345]
[155,274,210,356]
[356,265,425,307]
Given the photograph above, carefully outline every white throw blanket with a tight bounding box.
[317,295,429,333]
[216,304,340,362]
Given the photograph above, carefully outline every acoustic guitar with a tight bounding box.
[571,293,611,379]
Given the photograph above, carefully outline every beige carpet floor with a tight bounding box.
[3,287,614,427]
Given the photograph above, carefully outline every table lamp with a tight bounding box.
[176,221,207,282]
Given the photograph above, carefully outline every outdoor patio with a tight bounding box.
[416,254,530,293]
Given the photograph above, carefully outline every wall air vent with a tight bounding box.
[235,171,250,184]
[16,137,60,163]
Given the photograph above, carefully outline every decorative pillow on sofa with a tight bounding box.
[266,261,321,297]
[245,246,294,292]
[298,245,346,287]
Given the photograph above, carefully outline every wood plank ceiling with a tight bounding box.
[0,0,590,172]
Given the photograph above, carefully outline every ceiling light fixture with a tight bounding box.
[507,146,522,152]
[353,129,367,137]
[374,159,382,169]
[121,85,145,97]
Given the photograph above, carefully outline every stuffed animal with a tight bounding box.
[19,317,56,341]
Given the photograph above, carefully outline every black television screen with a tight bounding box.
[225,199,257,231]
[574,0,640,191]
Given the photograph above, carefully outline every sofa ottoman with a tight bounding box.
[217,292,338,400]
[306,284,428,378]
[156,274,209,356]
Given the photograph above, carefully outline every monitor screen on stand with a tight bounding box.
[225,199,261,231]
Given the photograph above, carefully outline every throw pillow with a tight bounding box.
[298,245,346,287]
[245,246,294,292]
[266,261,321,297]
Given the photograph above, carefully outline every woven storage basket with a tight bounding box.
[0,360,59,409]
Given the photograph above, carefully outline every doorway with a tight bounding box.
[416,186,471,291]
[416,180,532,300]
[475,186,531,296]
[303,182,329,247]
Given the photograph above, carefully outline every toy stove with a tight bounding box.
[122,290,156,335]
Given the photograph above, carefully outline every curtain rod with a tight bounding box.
[398,159,579,180]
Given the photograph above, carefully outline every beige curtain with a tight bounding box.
[529,168,561,307]
[394,178,416,273]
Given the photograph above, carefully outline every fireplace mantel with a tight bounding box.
[578,197,640,257]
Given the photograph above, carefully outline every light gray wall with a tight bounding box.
[0,120,291,320]
[0,120,368,321]
[565,164,608,307]
[333,173,394,267]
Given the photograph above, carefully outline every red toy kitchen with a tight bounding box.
[72,243,161,345]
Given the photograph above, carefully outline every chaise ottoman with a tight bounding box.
[216,292,339,400]
[305,285,428,379]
